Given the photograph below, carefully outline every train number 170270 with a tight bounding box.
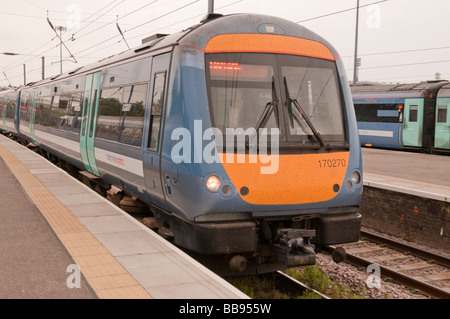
[318,158,347,168]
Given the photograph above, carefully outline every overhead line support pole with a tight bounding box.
[208,0,214,13]
[353,0,360,86]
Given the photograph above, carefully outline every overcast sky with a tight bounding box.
[1,0,449,87]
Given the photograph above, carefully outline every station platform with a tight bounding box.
[362,148,450,202]
[0,134,248,299]
[360,147,450,252]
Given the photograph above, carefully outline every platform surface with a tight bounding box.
[362,148,450,202]
[0,134,248,299]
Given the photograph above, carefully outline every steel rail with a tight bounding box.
[360,229,450,268]
[323,233,450,299]
[275,271,331,299]
[342,251,450,299]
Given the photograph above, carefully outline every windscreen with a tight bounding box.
[206,53,346,148]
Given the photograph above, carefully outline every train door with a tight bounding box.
[29,88,37,144]
[142,53,171,209]
[434,98,450,150]
[1,95,6,129]
[403,99,424,147]
[80,72,101,176]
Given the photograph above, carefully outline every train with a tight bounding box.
[0,13,362,274]
[351,81,450,154]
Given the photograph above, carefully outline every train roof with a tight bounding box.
[351,80,449,96]
[18,13,339,91]
[0,87,20,96]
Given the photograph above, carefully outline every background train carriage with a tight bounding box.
[435,83,450,150]
[351,81,450,153]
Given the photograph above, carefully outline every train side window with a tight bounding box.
[64,92,83,133]
[409,105,418,122]
[20,93,31,122]
[5,95,16,119]
[97,84,147,146]
[97,87,123,142]
[148,72,166,151]
[118,84,146,146]
[437,105,447,123]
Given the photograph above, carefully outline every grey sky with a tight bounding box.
[1,0,449,87]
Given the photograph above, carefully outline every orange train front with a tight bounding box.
[1,13,363,275]
[157,13,362,274]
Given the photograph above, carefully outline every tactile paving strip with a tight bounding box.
[0,143,152,299]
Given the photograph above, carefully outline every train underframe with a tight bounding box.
[153,206,361,275]
[7,133,361,275]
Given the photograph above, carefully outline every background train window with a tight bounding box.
[437,104,448,123]
[97,83,146,146]
[354,103,401,123]
[148,72,166,151]
[409,105,418,122]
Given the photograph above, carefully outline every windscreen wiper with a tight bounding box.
[254,76,278,132]
[283,76,327,149]
[248,77,279,147]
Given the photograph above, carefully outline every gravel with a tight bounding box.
[313,222,450,299]
[315,253,429,299]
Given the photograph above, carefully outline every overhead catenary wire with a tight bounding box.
[70,0,243,66]
[68,0,158,43]
[1,0,201,85]
[296,0,388,23]
[70,0,125,40]
[2,0,449,86]
[47,11,78,65]
[72,0,200,57]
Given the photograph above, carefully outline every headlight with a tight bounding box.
[351,171,361,185]
[206,175,221,192]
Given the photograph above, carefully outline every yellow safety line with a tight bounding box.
[0,143,152,299]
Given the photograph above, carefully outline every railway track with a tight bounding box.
[272,271,331,299]
[9,136,449,299]
[324,229,450,299]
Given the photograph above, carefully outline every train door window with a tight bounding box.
[409,105,418,122]
[89,90,98,137]
[148,72,166,151]
[437,105,447,123]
